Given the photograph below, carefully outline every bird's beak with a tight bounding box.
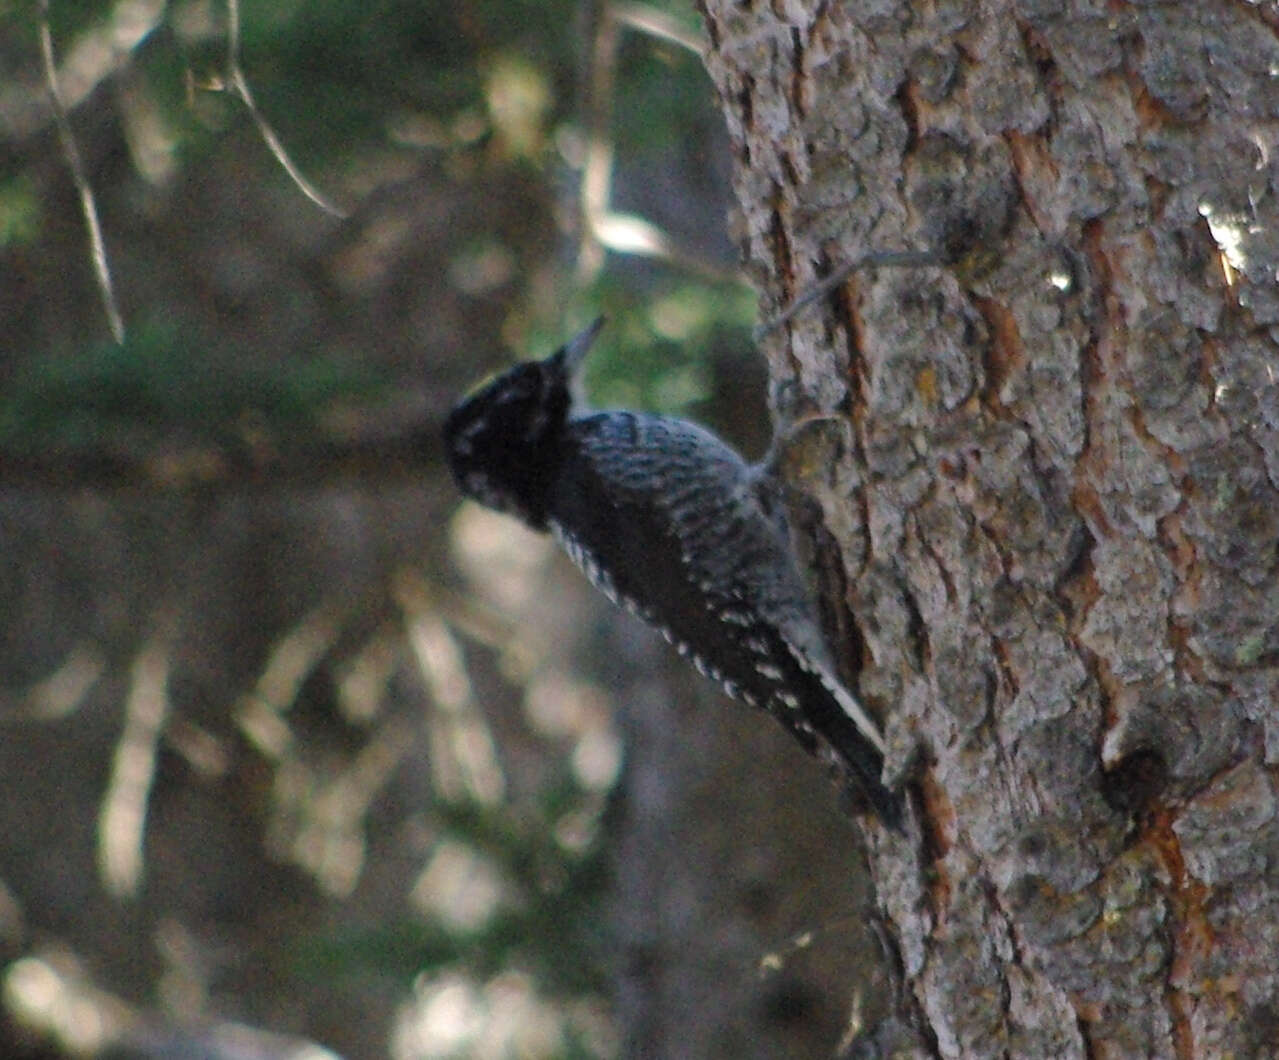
[559,316,606,375]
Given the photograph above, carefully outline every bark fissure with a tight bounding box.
[1003,130,1059,240]
[788,25,806,121]
[1145,812,1207,1060]
[970,294,1024,415]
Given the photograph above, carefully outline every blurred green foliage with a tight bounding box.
[572,276,756,415]
[612,23,712,152]
[197,0,583,157]
[0,176,40,247]
[299,793,612,997]
[6,0,753,458]
[0,317,385,454]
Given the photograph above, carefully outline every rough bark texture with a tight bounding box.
[699,1,1279,1057]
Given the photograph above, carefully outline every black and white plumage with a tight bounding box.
[443,318,901,829]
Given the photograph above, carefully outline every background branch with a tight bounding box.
[38,0,125,343]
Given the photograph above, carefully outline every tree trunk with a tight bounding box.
[699,1,1279,1056]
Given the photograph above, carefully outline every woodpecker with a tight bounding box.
[443,318,901,829]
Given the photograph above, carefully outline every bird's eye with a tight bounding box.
[498,368,540,403]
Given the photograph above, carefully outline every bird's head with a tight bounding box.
[443,317,603,529]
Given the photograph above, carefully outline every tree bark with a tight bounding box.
[699,1,1279,1057]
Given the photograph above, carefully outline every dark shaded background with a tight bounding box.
[1,2,880,1056]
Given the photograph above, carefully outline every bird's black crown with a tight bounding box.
[442,318,602,529]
